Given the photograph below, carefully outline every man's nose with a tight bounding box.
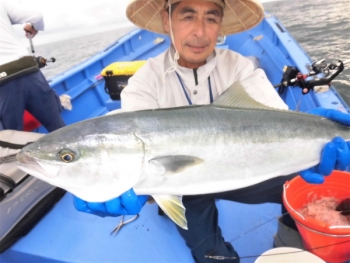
[193,18,205,37]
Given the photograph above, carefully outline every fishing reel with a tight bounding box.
[275,58,345,95]
[27,37,56,69]
[35,56,56,68]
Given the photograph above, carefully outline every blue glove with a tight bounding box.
[73,188,149,217]
[307,108,350,126]
[299,108,350,184]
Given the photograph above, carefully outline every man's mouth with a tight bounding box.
[187,44,206,52]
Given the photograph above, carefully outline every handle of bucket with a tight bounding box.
[283,183,305,220]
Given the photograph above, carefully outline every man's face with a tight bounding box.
[161,0,223,68]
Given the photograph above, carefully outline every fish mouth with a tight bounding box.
[16,151,61,179]
[16,151,37,165]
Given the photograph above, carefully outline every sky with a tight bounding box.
[14,0,283,46]
[15,0,133,45]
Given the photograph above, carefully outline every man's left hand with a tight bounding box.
[299,108,350,184]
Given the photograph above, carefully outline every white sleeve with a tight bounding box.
[241,67,289,110]
[2,0,44,30]
[219,51,288,110]
[120,62,159,111]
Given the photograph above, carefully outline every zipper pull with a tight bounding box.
[193,68,198,86]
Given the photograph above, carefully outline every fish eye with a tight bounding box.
[58,150,75,163]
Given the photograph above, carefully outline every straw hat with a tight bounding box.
[126,0,264,36]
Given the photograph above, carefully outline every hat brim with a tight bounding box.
[126,0,265,36]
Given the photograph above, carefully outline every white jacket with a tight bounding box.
[121,47,288,111]
[0,0,44,65]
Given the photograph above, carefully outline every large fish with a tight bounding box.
[16,80,350,229]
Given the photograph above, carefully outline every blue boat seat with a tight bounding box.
[216,43,259,70]
[105,99,121,112]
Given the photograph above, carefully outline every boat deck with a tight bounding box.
[0,193,281,263]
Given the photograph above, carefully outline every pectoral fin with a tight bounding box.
[152,195,187,230]
[148,155,203,176]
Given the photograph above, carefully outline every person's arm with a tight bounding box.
[3,0,44,31]
[121,62,159,111]
[241,68,288,110]
[229,54,288,110]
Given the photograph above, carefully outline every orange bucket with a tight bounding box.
[283,171,350,263]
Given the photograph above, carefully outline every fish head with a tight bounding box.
[16,121,145,202]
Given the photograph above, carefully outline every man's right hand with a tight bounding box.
[73,188,149,217]
[23,23,38,38]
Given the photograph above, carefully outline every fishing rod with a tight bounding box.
[27,34,56,69]
[201,210,350,261]
[275,58,348,95]
[205,240,350,261]
[106,208,350,261]
[28,35,35,54]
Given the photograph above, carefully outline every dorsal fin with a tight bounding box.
[212,79,278,110]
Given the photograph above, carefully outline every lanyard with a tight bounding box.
[175,72,213,105]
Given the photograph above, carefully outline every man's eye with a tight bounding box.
[207,17,219,23]
[184,16,194,20]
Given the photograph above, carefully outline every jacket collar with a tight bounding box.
[167,46,218,86]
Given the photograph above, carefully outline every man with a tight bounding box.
[0,0,65,132]
[75,0,350,262]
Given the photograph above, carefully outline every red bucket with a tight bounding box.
[283,171,350,263]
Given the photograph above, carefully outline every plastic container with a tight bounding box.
[283,171,350,263]
[101,61,146,100]
[254,247,325,263]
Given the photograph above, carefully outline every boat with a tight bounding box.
[0,13,349,263]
